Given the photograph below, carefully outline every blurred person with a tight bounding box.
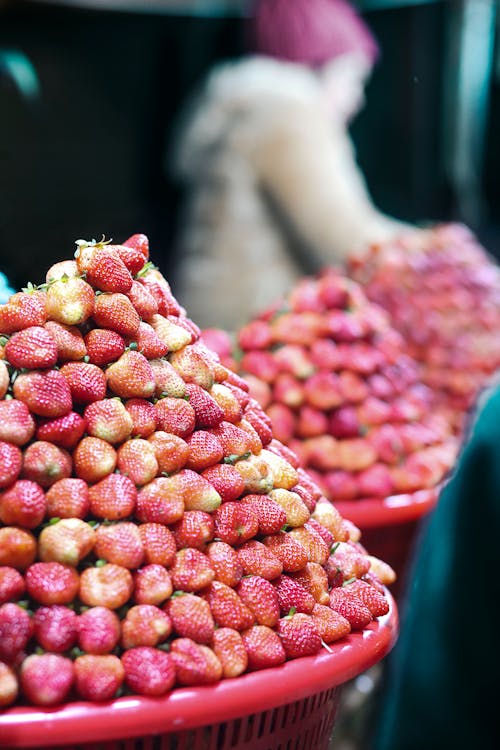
[0,271,14,303]
[171,0,408,330]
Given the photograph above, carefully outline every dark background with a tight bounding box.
[0,0,499,291]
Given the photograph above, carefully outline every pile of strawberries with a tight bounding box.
[349,224,500,430]
[0,236,394,709]
[235,268,458,503]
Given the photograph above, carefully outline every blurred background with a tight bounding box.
[0,0,499,289]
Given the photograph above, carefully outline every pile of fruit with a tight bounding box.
[235,268,458,503]
[0,236,394,709]
[349,224,500,429]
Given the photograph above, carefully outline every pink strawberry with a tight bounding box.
[0,360,9,398]
[303,372,343,410]
[167,469,221,513]
[240,494,287,535]
[213,501,259,546]
[75,241,133,292]
[126,280,158,319]
[132,322,169,359]
[0,441,22,489]
[0,567,25,604]
[171,510,215,550]
[149,314,191,350]
[238,319,273,350]
[36,411,86,449]
[0,290,47,333]
[149,359,186,399]
[13,369,72,418]
[147,431,190,474]
[328,588,373,629]
[117,439,158,485]
[201,463,245,503]
[5,326,58,369]
[79,563,133,609]
[59,361,107,404]
[77,606,121,654]
[0,399,35,446]
[241,625,286,670]
[22,441,72,488]
[139,272,182,317]
[237,576,280,627]
[210,383,243,423]
[212,627,248,677]
[93,292,141,338]
[138,523,177,566]
[154,396,195,438]
[84,398,133,444]
[33,605,78,652]
[244,406,274,446]
[72,437,117,483]
[95,522,144,569]
[289,562,330,605]
[342,579,390,617]
[0,527,37,570]
[276,612,322,658]
[267,402,296,443]
[0,480,46,529]
[327,542,371,581]
[206,541,243,587]
[133,564,173,606]
[170,638,222,686]
[125,398,158,437]
[123,232,149,259]
[0,602,33,661]
[20,653,74,706]
[184,383,224,428]
[311,603,351,642]
[74,654,125,702]
[262,532,309,573]
[46,277,94,326]
[241,350,279,383]
[84,328,125,366]
[204,581,254,630]
[88,474,137,520]
[0,661,18,707]
[38,518,95,566]
[273,574,316,615]
[136,477,184,525]
[122,646,176,696]
[166,592,215,643]
[237,540,283,580]
[44,321,87,361]
[106,350,155,399]
[170,548,215,592]
[121,604,172,648]
[25,562,80,605]
[169,346,215,390]
[210,421,254,460]
[185,430,224,472]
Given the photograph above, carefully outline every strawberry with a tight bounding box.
[213,501,259,546]
[113,243,146,275]
[73,437,117,483]
[79,563,133,609]
[273,574,316,615]
[0,480,46,529]
[116,439,158,485]
[126,280,158,319]
[262,532,309,573]
[0,360,9,398]
[84,398,133,444]
[44,321,87,361]
[95,522,144,569]
[186,430,224,471]
[13,369,72,418]
[121,604,172,649]
[244,406,274,446]
[106,350,155,399]
[276,612,322,659]
[237,540,283,580]
[170,639,222,686]
[135,477,184,525]
[266,403,296,443]
[88,474,137,520]
[241,625,286,670]
[138,523,177,566]
[305,518,334,548]
[77,606,121,654]
[93,293,141,338]
[238,319,273,350]
[25,562,80,605]
[327,542,371,581]
[123,232,149,260]
[240,494,287,535]
[201,464,245,503]
[0,567,25,604]
[38,518,95,565]
[59,361,107,405]
[5,326,58,369]
[168,469,222,513]
[210,383,243,423]
[75,240,133,292]
[20,653,74,706]
[184,383,224,428]
[0,290,47,333]
[288,526,329,565]
[341,579,390,617]
[0,602,33,661]
[46,277,94,326]
[303,372,343,410]
[171,510,215,550]
[170,548,215,592]
[22,441,72,488]
[84,328,125,366]
[45,259,79,282]
[312,500,347,542]
[33,605,78,652]
[206,541,243,587]
[212,627,248,678]
[166,592,215,643]
[172,315,201,345]
[204,581,254,630]
[0,441,22,489]
[266,438,301,468]
[210,421,254,460]
[169,346,215,390]
[36,411,86,449]
[366,555,396,587]
[310,603,351,642]
[132,322,169,359]
[241,350,279,382]
[149,314,191,350]
[147,431,190,474]
[273,373,305,409]
[232,454,273,494]
[140,275,182,318]
[0,661,18,707]
[74,654,125,702]
[268,489,310,528]
[0,527,37,570]
[237,576,280,627]
[125,398,158,437]
[328,588,373,629]
[260,449,299,490]
[224,380,251,408]
[289,562,329,605]
[122,646,176,696]
[0,399,35,446]
[154,396,195,438]
[133,564,173,605]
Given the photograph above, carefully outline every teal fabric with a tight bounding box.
[374,385,500,750]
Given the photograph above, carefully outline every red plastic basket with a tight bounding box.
[0,593,397,750]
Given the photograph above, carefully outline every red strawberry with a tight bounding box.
[38,518,95,566]
[93,292,141,338]
[84,328,125,367]
[184,383,224,428]
[132,322,169,359]
[36,411,86,449]
[147,431,189,474]
[341,579,390,617]
[123,233,149,260]
[237,576,280,627]
[133,564,173,606]
[95,522,144,569]
[204,581,254,630]
[125,398,158,437]
[77,606,121,654]
[239,494,287,535]
[243,406,274,446]
[44,321,87,361]
[289,562,330,605]
[154,397,195,438]
[126,280,158,319]
[79,563,133,609]
[170,548,215,592]
[166,469,221,513]
[0,480,46,529]
[33,605,78,652]
[135,477,184,525]
[25,562,80,605]
[140,271,183,317]
[212,627,248,678]
[0,441,22,489]
[305,518,334,548]
[0,290,47,333]
[121,604,172,649]
[0,567,25,604]
[186,430,224,471]
[166,592,215,644]
[171,510,215,550]
[0,602,33,661]
[327,542,371,581]
[273,574,316,615]
[288,526,329,565]
[310,603,351,642]
[122,646,175,696]
[210,421,254,460]
[238,320,273,350]
[201,464,245,503]
[149,314,191,350]
[88,474,137,520]
[84,398,133,444]
[262,532,309,573]
[5,326,58,369]
[20,653,74,706]
[213,501,259,546]
[224,381,250,409]
[241,625,286,670]
[0,399,35,446]
[237,540,283,580]
[46,277,95,326]
[267,403,296,443]
[241,350,279,383]
[206,541,243,587]
[75,241,133,293]
[106,350,155,399]
[114,243,146,275]
[170,638,222,686]
[328,588,373,629]
[138,523,177,566]
[13,369,72,418]
[74,654,124,702]
[117,439,158,485]
[0,661,18,707]
[266,438,301,468]
[276,612,322,658]
[0,360,9,398]
[210,383,243,423]
[0,527,37,570]
[22,441,72,488]
[60,361,107,405]
[73,437,117,483]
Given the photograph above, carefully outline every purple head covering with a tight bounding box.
[248,0,379,67]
